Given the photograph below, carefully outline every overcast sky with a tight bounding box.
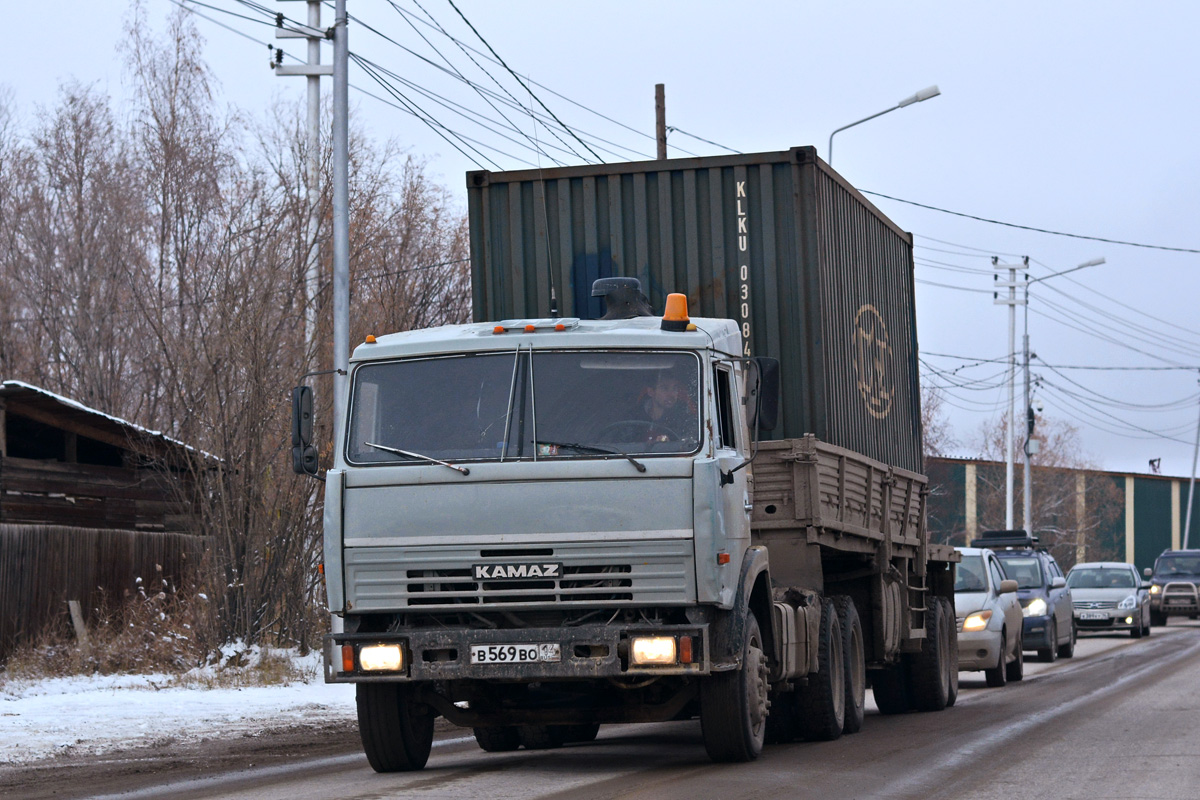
[7,1,1200,475]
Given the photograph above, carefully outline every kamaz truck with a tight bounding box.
[293,147,959,771]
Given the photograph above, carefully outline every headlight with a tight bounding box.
[963,610,993,631]
[1023,597,1048,617]
[631,636,677,666]
[1118,594,1138,610]
[1150,585,1161,595]
[358,644,404,672]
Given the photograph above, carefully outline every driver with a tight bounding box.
[635,370,696,440]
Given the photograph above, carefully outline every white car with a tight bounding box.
[954,547,1024,686]
[1067,562,1152,637]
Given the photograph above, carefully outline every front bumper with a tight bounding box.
[1021,615,1054,650]
[957,628,1002,671]
[1151,584,1200,616]
[1073,608,1140,630]
[324,622,709,683]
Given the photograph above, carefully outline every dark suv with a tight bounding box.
[1146,549,1200,626]
[971,530,1076,661]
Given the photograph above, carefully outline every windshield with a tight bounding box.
[995,556,1044,589]
[346,349,702,464]
[955,555,987,592]
[1068,568,1136,589]
[1155,555,1200,576]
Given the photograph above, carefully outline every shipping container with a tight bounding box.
[467,146,923,473]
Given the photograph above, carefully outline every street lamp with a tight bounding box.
[1004,257,1106,535]
[827,85,941,166]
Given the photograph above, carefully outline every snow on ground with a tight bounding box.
[0,649,357,765]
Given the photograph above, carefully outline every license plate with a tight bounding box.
[470,643,562,665]
[1079,611,1108,620]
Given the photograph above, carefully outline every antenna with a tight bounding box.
[528,73,559,318]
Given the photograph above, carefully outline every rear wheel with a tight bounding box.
[473,726,521,752]
[832,596,866,733]
[1037,620,1058,663]
[911,595,953,712]
[1058,620,1076,658]
[984,632,1008,688]
[356,683,435,773]
[518,725,566,750]
[796,599,846,741]
[870,663,912,715]
[700,612,769,762]
[941,599,960,707]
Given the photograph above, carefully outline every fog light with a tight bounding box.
[1125,617,1134,625]
[631,636,677,666]
[359,644,404,672]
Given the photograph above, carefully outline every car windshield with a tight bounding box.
[955,555,987,592]
[1067,568,1135,589]
[346,349,702,464]
[1155,555,1200,576]
[994,556,1044,589]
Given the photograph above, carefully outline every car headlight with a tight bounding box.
[1023,597,1048,617]
[1118,594,1138,610]
[963,610,993,631]
[1149,584,1161,595]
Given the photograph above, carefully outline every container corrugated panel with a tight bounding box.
[467,146,923,473]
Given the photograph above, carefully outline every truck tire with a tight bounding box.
[911,595,953,712]
[1058,620,1076,658]
[1005,634,1024,682]
[941,599,960,707]
[832,596,865,734]
[518,725,566,750]
[356,683,435,772]
[984,632,1008,688]
[796,599,846,741]
[473,726,521,752]
[559,723,600,744]
[700,612,769,762]
[870,662,912,715]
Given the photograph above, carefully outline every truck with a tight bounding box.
[292,146,959,771]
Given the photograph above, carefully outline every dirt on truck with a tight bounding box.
[292,146,958,771]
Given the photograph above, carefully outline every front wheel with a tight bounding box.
[1038,620,1058,663]
[700,612,769,762]
[356,683,435,773]
[1005,635,1024,682]
[1151,610,1167,627]
[984,632,1008,688]
[1058,621,1076,658]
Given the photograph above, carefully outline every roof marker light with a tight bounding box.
[493,326,506,334]
[365,335,376,344]
[555,323,566,331]
[661,293,690,332]
[525,324,536,332]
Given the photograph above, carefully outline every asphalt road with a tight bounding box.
[37,622,1200,799]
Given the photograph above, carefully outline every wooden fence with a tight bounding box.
[0,524,207,662]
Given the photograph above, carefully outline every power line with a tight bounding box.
[866,190,1200,254]
[443,0,603,164]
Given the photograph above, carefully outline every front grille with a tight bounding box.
[345,540,694,611]
[406,564,635,605]
[1073,600,1117,610]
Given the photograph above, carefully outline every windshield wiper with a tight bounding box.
[365,442,470,476]
[537,440,646,473]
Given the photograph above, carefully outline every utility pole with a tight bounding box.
[1022,274,1037,537]
[994,256,1027,530]
[1186,379,1200,549]
[655,83,667,160]
[274,2,332,360]
[331,0,350,439]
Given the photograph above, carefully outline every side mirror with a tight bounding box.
[1051,576,1066,589]
[998,579,1019,594]
[747,357,780,433]
[1143,567,1153,578]
[291,386,319,476]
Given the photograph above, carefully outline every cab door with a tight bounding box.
[713,363,750,541]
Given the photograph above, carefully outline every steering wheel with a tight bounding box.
[597,419,680,443]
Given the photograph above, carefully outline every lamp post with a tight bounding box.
[1020,257,1106,535]
[827,85,941,166]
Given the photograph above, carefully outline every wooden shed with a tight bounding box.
[0,381,207,661]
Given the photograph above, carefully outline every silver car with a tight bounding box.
[1066,562,1152,637]
[954,547,1024,687]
